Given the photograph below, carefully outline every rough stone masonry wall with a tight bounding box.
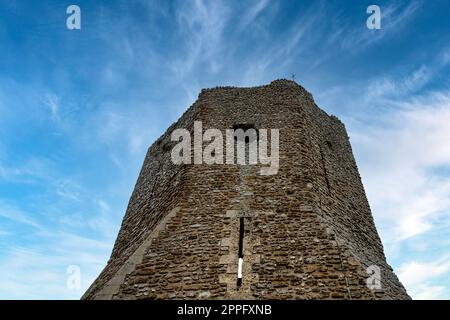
[83,79,410,300]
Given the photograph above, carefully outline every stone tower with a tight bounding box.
[83,80,410,300]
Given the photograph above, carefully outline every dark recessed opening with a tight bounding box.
[325,141,333,150]
[233,123,255,131]
[233,123,257,143]
[238,217,244,259]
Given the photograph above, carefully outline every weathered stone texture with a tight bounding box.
[82,79,410,300]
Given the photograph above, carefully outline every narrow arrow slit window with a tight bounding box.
[237,217,244,288]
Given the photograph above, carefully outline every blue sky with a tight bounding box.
[0,0,449,299]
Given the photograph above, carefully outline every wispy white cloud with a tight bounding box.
[398,257,450,287]
[172,0,230,79]
[238,0,270,30]
[0,156,54,184]
[86,102,164,157]
[239,2,326,85]
[412,285,446,300]
[56,180,82,202]
[0,233,111,299]
[398,257,450,299]
[339,1,421,51]
[353,91,450,241]
[0,202,41,229]
[336,53,450,298]
[40,93,59,120]
[367,65,432,99]
[367,46,450,101]
[85,200,120,239]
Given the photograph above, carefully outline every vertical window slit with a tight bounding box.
[237,217,244,288]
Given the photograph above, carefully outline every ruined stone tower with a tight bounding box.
[83,80,410,300]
